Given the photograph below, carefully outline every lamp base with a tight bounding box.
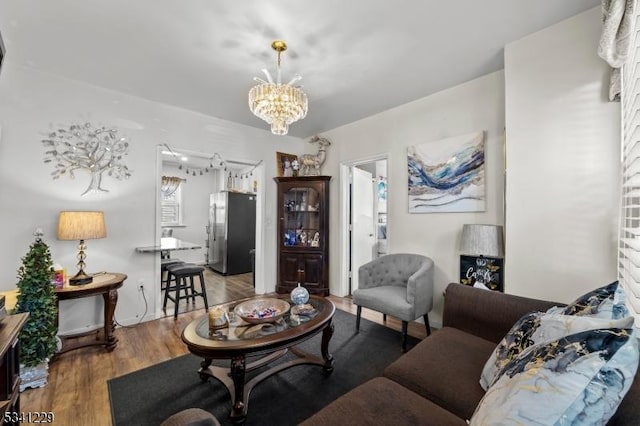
[69,270,93,286]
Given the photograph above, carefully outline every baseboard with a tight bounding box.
[415,316,442,330]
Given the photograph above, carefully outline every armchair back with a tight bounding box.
[359,253,433,289]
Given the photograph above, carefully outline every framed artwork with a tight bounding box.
[407,131,485,213]
[276,152,298,177]
[459,255,504,292]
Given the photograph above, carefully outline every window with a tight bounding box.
[161,185,182,226]
[619,8,640,325]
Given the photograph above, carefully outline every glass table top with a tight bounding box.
[195,298,324,342]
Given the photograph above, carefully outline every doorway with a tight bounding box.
[339,155,389,297]
[155,145,265,318]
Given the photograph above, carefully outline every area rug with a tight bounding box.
[108,309,420,426]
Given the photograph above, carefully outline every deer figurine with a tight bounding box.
[299,136,332,176]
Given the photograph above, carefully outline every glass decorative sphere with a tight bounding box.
[291,284,310,305]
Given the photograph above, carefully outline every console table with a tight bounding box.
[54,272,127,356]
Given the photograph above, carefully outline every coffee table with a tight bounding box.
[181,295,335,423]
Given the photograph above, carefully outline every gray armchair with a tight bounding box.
[353,253,434,351]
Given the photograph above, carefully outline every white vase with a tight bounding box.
[20,359,49,392]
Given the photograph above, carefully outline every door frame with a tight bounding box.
[154,144,266,318]
[338,153,390,297]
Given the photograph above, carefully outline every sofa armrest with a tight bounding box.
[442,283,563,344]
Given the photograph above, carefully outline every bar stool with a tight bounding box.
[164,263,209,319]
[161,258,183,291]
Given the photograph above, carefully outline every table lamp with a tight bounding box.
[57,211,106,285]
[460,224,504,290]
[460,224,504,258]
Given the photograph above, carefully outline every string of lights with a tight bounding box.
[162,144,262,179]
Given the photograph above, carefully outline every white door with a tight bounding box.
[351,167,375,293]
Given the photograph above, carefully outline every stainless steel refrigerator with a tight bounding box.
[207,191,256,275]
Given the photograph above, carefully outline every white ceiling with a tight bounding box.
[0,0,600,138]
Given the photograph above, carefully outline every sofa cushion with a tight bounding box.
[300,377,466,426]
[383,327,495,420]
[471,328,640,426]
[547,280,629,320]
[479,311,634,390]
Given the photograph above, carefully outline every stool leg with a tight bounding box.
[199,271,208,311]
[163,273,171,311]
[174,277,182,319]
[190,275,196,303]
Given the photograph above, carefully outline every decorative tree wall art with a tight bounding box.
[407,131,485,213]
[42,122,132,196]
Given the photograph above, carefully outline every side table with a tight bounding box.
[54,272,127,356]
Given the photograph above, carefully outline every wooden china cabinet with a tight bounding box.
[274,176,330,296]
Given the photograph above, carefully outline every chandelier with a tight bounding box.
[248,40,308,135]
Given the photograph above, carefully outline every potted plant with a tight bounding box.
[15,229,58,391]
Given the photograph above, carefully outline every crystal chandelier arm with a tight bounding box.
[261,69,273,84]
[287,75,302,85]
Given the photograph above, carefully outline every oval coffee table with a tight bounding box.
[181,295,335,424]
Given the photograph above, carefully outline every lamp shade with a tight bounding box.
[57,211,106,240]
[460,224,504,257]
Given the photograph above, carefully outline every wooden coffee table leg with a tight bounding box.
[199,358,212,382]
[230,355,247,423]
[321,321,334,372]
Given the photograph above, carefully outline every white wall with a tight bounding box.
[321,71,506,326]
[504,7,620,302]
[0,63,304,333]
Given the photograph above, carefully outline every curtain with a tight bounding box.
[598,0,637,101]
[161,176,183,197]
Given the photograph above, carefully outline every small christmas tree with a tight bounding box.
[15,229,58,367]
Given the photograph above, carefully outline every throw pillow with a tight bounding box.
[549,280,629,320]
[479,311,634,390]
[480,282,632,390]
[471,328,639,426]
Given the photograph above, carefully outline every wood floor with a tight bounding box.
[21,272,428,426]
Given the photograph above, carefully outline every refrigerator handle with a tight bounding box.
[212,204,216,241]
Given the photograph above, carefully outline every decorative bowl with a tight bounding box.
[234,298,290,324]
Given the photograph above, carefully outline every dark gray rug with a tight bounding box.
[108,309,420,426]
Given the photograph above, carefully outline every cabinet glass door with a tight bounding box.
[283,186,321,248]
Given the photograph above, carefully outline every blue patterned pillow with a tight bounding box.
[547,281,629,319]
[471,328,639,425]
[479,311,634,390]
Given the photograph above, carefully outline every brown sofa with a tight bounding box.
[302,283,640,425]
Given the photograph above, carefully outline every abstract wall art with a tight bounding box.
[407,131,485,213]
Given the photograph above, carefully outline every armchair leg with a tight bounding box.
[401,321,408,353]
[423,314,431,336]
[383,313,387,322]
[356,306,362,332]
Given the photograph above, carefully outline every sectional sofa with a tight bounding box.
[302,283,640,425]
